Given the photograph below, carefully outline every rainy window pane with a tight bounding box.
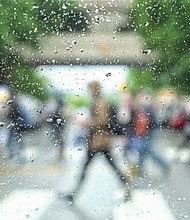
[0,0,190,220]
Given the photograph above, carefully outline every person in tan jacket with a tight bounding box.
[60,80,131,203]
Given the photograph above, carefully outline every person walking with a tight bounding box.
[127,89,170,176]
[59,80,131,203]
[0,85,30,164]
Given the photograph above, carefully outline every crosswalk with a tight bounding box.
[113,189,176,220]
[0,189,176,220]
[0,190,55,220]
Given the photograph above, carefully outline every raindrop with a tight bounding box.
[56,118,62,124]
[0,122,5,127]
[7,123,14,128]
[105,72,112,77]
[72,40,77,45]
[44,131,49,136]
[47,118,53,123]
[142,49,151,55]
[18,139,22,143]
[30,157,34,163]
[7,99,13,105]
[32,4,38,9]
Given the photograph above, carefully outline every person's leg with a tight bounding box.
[56,124,64,160]
[104,150,131,200]
[138,147,147,173]
[148,147,169,171]
[51,123,64,160]
[134,137,146,175]
[14,129,25,164]
[179,134,189,149]
[6,128,14,159]
[143,134,170,172]
[6,128,25,165]
[60,151,95,202]
[137,136,170,177]
[73,151,95,194]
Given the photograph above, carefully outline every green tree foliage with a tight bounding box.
[11,67,50,101]
[129,0,190,94]
[0,0,77,99]
[38,0,79,33]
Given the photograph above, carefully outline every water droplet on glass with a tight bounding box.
[0,122,5,127]
[7,99,13,105]
[44,131,49,136]
[72,40,77,45]
[47,118,53,123]
[56,119,62,124]
[105,72,112,77]
[142,49,151,55]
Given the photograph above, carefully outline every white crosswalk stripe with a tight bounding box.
[0,190,55,220]
[0,183,177,220]
[113,189,176,220]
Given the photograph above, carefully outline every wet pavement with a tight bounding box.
[0,124,190,220]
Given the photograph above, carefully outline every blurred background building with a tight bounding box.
[20,0,155,67]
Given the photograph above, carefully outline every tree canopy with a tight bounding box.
[0,0,78,99]
[128,0,190,95]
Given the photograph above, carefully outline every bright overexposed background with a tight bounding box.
[36,65,128,95]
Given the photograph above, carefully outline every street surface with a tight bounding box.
[0,124,190,220]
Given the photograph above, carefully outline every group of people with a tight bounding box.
[58,81,171,204]
[0,81,171,204]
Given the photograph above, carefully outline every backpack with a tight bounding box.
[133,109,150,137]
[107,105,128,135]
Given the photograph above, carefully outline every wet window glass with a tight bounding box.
[0,0,189,219]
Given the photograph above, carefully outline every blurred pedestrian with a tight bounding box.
[0,85,30,164]
[48,90,66,160]
[177,96,190,149]
[126,89,170,176]
[59,80,131,203]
